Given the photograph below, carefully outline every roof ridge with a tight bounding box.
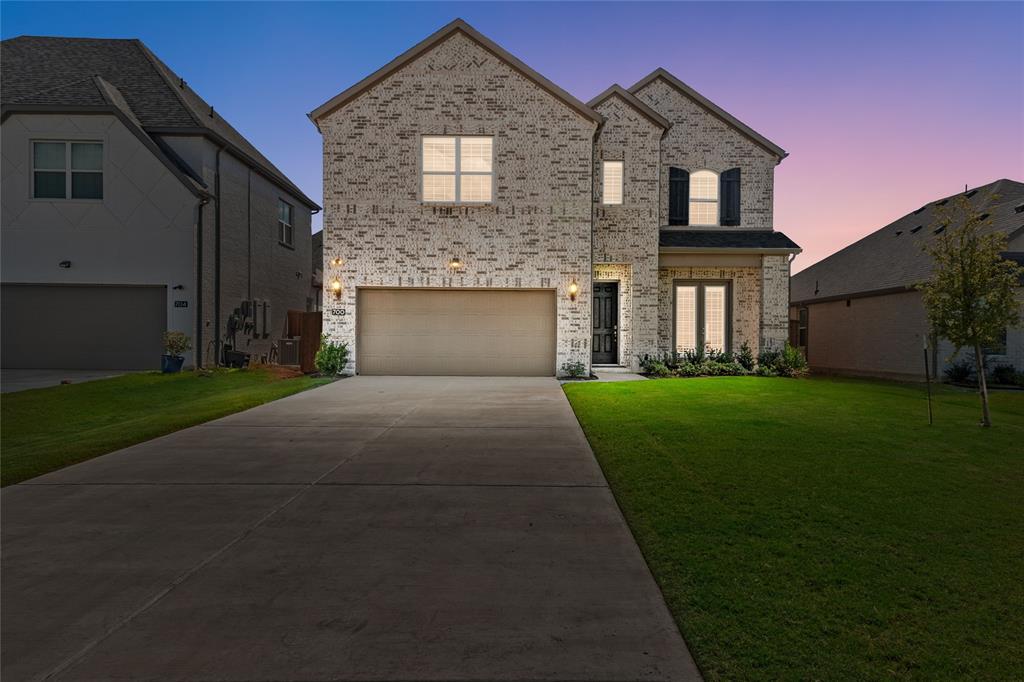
[587,84,671,130]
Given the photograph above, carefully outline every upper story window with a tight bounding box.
[689,170,718,226]
[422,136,492,203]
[278,200,294,247]
[602,160,623,205]
[33,141,103,200]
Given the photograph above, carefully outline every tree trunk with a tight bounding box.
[974,344,991,427]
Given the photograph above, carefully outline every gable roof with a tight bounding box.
[629,68,787,160]
[791,179,1024,304]
[308,18,603,126]
[1,35,318,209]
[587,84,671,131]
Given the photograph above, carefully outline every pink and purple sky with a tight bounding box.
[3,1,1021,271]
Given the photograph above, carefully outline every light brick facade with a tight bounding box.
[315,21,796,375]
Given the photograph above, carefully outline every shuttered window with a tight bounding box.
[720,167,741,226]
[422,136,493,203]
[602,160,623,205]
[689,170,718,226]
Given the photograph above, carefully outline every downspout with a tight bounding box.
[214,146,224,366]
[589,123,598,370]
[195,197,208,367]
[247,167,252,301]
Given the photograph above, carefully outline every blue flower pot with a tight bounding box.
[161,354,185,373]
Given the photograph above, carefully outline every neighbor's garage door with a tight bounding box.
[1,284,167,370]
[357,289,556,376]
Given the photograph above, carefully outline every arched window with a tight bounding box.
[689,170,718,226]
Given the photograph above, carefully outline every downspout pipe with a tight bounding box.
[214,146,224,366]
[195,197,209,367]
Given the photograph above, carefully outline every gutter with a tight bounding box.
[790,284,915,307]
[659,246,802,255]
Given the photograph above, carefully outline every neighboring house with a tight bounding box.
[1,36,319,370]
[790,179,1024,380]
[310,19,799,376]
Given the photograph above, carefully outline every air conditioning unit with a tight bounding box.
[279,338,300,366]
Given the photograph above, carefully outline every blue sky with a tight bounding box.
[3,2,1022,269]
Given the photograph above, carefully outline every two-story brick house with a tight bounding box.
[310,19,800,376]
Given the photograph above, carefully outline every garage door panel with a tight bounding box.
[357,289,556,376]
[1,285,167,370]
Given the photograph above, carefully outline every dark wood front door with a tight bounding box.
[592,282,618,364]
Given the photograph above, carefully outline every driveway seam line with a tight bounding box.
[35,399,423,682]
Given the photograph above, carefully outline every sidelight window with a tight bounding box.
[674,281,731,353]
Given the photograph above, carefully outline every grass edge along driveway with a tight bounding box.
[2,368,331,486]
[564,376,1023,680]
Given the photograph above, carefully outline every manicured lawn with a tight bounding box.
[1,368,331,486]
[564,376,1023,680]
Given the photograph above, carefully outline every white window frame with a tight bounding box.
[674,280,732,354]
[31,140,103,201]
[421,135,493,204]
[278,199,294,247]
[602,160,623,205]
[689,169,719,227]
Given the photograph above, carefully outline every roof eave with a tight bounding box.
[660,246,802,255]
[308,18,603,126]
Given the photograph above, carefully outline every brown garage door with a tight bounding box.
[1,284,167,370]
[357,288,556,376]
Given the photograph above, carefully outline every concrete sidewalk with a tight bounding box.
[2,376,700,681]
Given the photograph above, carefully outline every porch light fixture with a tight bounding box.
[330,278,343,299]
[568,280,579,302]
[330,257,343,267]
[448,257,464,271]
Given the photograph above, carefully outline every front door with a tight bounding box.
[592,282,618,364]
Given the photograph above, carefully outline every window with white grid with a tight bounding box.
[689,169,718,226]
[422,136,492,203]
[675,285,697,353]
[704,285,726,352]
[602,160,623,205]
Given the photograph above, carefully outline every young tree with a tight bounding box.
[919,194,1023,426]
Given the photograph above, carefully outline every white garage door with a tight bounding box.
[1,284,167,370]
[357,289,556,376]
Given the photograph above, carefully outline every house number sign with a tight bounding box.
[174,300,188,308]
[330,308,346,316]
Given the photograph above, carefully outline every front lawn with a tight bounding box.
[1,368,331,486]
[564,376,1023,680]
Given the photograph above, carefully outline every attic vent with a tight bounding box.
[911,225,923,233]
[965,190,978,198]
[1016,203,1024,214]
[895,230,903,236]
[935,199,948,207]
[934,226,945,235]
[912,206,927,215]
[978,213,990,221]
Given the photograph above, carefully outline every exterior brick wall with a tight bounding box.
[632,78,778,230]
[657,266,763,356]
[760,254,790,351]
[592,94,662,369]
[318,32,596,374]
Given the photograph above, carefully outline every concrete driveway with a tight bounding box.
[2,376,699,681]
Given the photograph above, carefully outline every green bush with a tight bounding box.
[162,331,192,357]
[757,343,808,378]
[560,359,587,378]
[314,335,349,376]
[735,341,755,371]
[648,361,672,378]
[944,357,975,384]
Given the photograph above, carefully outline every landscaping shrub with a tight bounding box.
[735,341,756,371]
[162,331,192,357]
[944,357,975,384]
[990,363,1022,386]
[648,361,672,378]
[757,342,808,377]
[560,359,587,378]
[314,335,349,376]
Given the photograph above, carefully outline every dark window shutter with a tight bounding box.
[720,167,741,226]
[669,167,689,225]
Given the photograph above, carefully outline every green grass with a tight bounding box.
[1,368,331,486]
[564,376,1023,680]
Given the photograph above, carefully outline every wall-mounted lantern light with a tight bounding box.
[59,260,72,269]
[448,257,464,271]
[568,280,579,302]
[330,257,343,267]
[330,278,343,299]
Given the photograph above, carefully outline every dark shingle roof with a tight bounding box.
[791,179,1024,304]
[660,230,800,251]
[2,36,317,209]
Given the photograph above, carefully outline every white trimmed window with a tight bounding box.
[689,169,718,226]
[422,136,493,203]
[278,200,294,247]
[602,160,623,205]
[32,141,103,199]
[675,281,730,353]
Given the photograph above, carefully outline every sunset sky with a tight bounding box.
[4,1,1021,271]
